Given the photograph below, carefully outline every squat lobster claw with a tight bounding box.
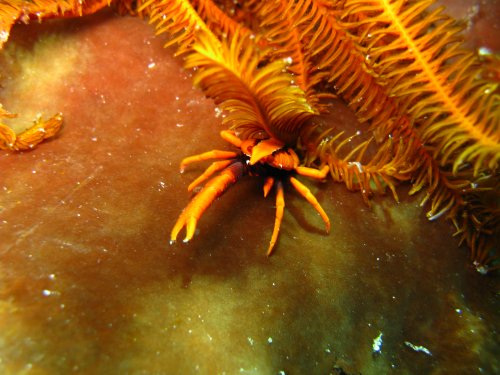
[170,130,330,255]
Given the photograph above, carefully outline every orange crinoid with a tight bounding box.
[0,0,498,271]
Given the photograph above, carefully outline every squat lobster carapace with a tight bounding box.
[170,130,330,255]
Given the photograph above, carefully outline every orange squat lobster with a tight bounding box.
[170,130,331,255]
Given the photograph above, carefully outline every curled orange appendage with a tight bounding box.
[289,176,330,233]
[0,113,63,151]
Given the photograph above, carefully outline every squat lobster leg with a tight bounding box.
[187,159,234,192]
[179,130,243,171]
[268,180,285,255]
[170,161,245,244]
[289,176,331,233]
[265,175,330,255]
[263,176,275,197]
[220,130,243,148]
[180,150,238,172]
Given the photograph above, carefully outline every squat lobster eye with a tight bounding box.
[170,130,330,255]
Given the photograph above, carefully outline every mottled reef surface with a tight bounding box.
[0,2,498,374]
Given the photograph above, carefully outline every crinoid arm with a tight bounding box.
[170,160,245,244]
[0,112,63,151]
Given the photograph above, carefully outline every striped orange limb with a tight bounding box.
[170,161,245,244]
[0,112,63,151]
